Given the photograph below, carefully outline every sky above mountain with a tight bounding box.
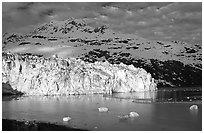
[2,2,202,44]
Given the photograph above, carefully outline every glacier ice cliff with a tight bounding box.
[2,52,157,95]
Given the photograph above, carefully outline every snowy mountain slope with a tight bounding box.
[2,18,202,87]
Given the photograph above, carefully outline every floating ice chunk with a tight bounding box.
[129,112,139,118]
[118,112,139,120]
[98,107,109,112]
[63,116,71,122]
[189,105,198,110]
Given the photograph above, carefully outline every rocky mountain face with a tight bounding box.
[2,52,157,95]
[2,18,202,88]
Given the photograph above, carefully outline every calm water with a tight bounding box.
[108,87,202,103]
[2,87,202,131]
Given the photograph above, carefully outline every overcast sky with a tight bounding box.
[2,2,202,44]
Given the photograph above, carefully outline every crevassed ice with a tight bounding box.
[2,52,157,95]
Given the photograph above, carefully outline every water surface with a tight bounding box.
[2,87,202,131]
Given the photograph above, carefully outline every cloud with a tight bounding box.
[2,2,202,44]
[16,2,34,11]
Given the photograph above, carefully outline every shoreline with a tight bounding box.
[2,119,87,131]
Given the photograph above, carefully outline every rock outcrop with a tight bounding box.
[2,52,157,95]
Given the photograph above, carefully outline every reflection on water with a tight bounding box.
[190,108,199,115]
[108,91,158,103]
[107,87,202,103]
[2,87,202,131]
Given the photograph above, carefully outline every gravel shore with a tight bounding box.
[2,119,87,131]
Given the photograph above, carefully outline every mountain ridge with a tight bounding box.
[2,18,202,87]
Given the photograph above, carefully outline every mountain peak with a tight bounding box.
[2,17,202,88]
[31,18,92,35]
[64,17,87,26]
[29,17,112,38]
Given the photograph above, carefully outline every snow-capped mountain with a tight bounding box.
[2,18,202,87]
